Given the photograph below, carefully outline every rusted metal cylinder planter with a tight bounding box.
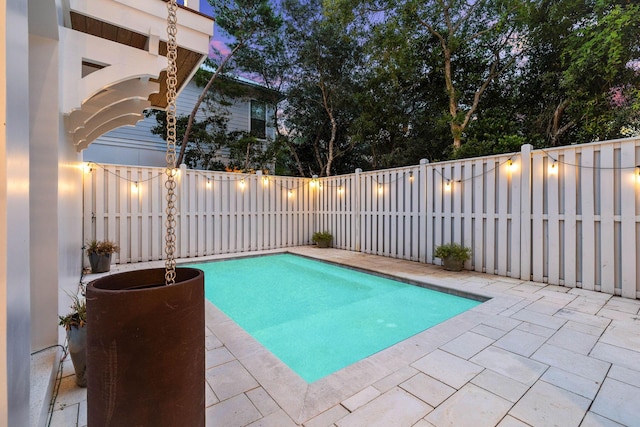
[86,268,205,427]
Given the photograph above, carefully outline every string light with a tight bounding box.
[288,189,293,198]
[444,180,452,191]
[548,158,557,174]
[83,163,93,174]
[262,175,269,186]
[337,185,343,194]
[378,184,383,194]
[408,171,414,182]
[239,178,245,190]
[131,181,139,193]
[206,178,211,188]
[310,174,319,188]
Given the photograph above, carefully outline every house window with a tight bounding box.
[250,100,266,139]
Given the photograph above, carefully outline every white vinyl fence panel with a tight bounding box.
[84,137,640,299]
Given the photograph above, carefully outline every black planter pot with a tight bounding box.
[88,253,112,273]
[67,325,87,387]
[86,268,205,427]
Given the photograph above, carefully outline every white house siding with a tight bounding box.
[83,78,276,167]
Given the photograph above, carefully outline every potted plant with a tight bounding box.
[86,239,119,273]
[433,243,471,271]
[312,231,333,248]
[59,292,87,387]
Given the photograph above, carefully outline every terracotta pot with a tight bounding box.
[86,268,205,427]
[88,253,112,273]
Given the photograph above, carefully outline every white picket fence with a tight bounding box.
[84,137,640,299]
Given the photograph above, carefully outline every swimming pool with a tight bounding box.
[191,253,481,383]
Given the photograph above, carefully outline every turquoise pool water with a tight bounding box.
[192,253,481,383]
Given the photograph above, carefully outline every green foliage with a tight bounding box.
[312,231,333,243]
[86,240,119,256]
[58,293,87,330]
[433,243,471,261]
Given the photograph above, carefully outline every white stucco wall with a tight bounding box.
[1,0,32,425]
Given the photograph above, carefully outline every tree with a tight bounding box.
[521,0,640,146]
[280,0,364,176]
[330,0,528,151]
[176,0,282,165]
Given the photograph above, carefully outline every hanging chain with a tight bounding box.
[165,0,178,285]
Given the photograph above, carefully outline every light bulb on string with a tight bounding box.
[408,171,414,182]
[444,180,452,191]
[378,184,383,194]
[548,158,557,174]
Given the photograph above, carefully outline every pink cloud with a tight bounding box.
[209,39,231,58]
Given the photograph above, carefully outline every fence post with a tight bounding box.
[519,144,533,280]
[178,163,188,259]
[354,168,362,252]
[420,159,429,263]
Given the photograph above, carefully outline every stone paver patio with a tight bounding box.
[48,247,640,426]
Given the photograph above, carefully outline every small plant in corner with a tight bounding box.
[433,242,471,271]
[86,239,119,273]
[312,231,333,248]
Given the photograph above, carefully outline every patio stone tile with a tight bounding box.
[470,368,530,403]
[472,323,508,340]
[440,331,495,359]
[553,308,611,329]
[400,372,456,407]
[470,346,548,386]
[335,387,432,427]
[564,297,605,315]
[341,386,380,411]
[598,308,640,322]
[580,412,625,427]
[412,420,436,427]
[535,288,575,302]
[480,315,522,332]
[511,282,546,294]
[499,299,534,317]
[562,319,607,337]
[510,381,590,427]
[424,383,512,427]
[205,393,262,427]
[524,299,564,316]
[52,375,86,410]
[511,308,566,330]
[607,365,640,388]
[78,400,87,427]
[496,415,531,427]
[567,288,612,302]
[49,403,79,427]
[246,409,298,427]
[531,344,609,383]
[599,320,640,352]
[206,382,220,406]
[546,327,599,355]
[372,365,419,393]
[603,297,640,314]
[541,367,601,400]
[206,360,259,401]
[412,349,484,389]
[205,329,223,349]
[206,346,236,368]
[494,329,547,357]
[302,404,349,427]
[590,378,640,427]
[247,387,280,416]
[590,342,640,371]
[515,321,556,338]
